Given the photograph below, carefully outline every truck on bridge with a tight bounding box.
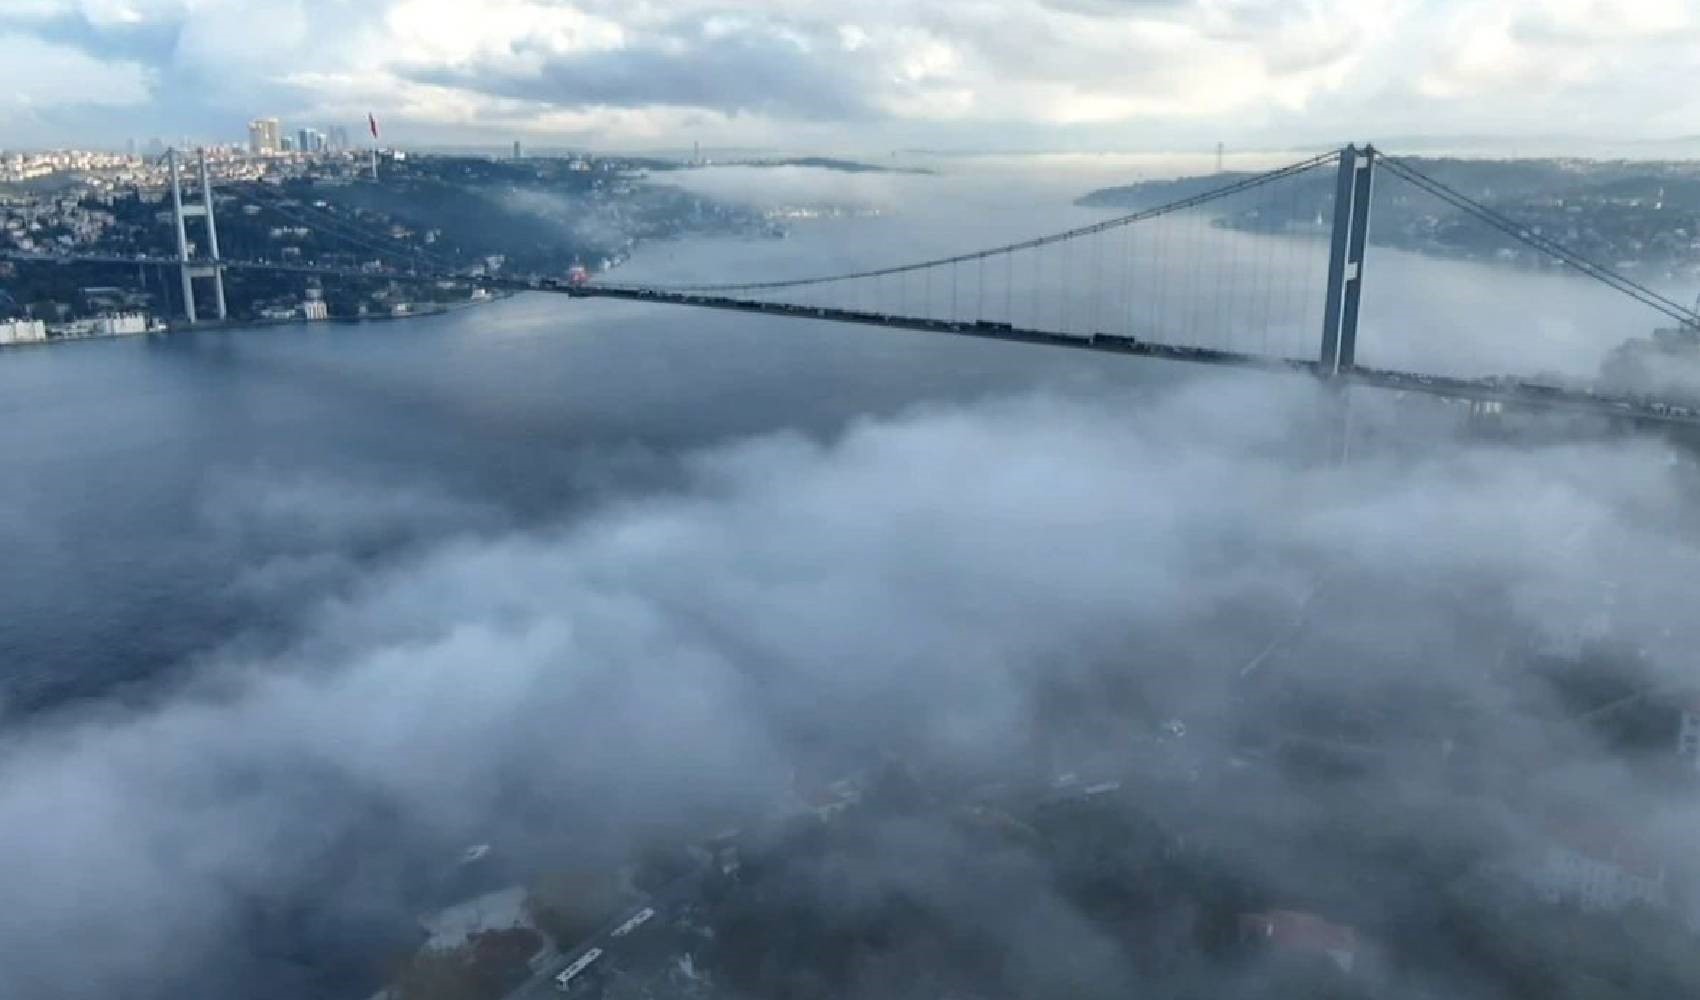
[553,946,603,992]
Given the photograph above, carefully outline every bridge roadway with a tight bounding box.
[7,250,1696,429]
[564,283,1700,429]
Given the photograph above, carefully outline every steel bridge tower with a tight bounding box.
[1320,143,1376,375]
[167,147,227,324]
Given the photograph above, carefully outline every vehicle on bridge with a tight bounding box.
[554,946,603,992]
[1648,400,1698,419]
[1094,332,1141,351]
[610,906,655,938]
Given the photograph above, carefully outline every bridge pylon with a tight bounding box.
[1319,144,1376,375]
[167,148,227,324]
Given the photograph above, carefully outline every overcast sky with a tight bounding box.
[4,0,1699,151]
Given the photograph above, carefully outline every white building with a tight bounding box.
[0,318,47,344]
[91,313,146,336]
[1529,825,1667,912]
[44,313,147,338]
[248,118,281,155]
[302,299,329,321]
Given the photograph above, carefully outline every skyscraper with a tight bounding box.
[298,128,325,154]
[329,125,350,151]
[248,118,281,155]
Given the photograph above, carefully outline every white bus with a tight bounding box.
[610,906,655,938]
[554,947,603,992]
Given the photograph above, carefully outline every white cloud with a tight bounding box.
[1512,0,1696,43]
[0,377,1696,997]
[2,0,193,25]
[381,0,627,68]
[1415,10,1601,100]
[7,0,1700,146]
[0,32,153,110]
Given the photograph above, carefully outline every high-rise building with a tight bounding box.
[328,125,350,151]
[248,118,281,155]
[281,134,297,153]
[298,128,326,154]
[513,140,523,160]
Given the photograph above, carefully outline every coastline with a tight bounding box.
[0,289,517,352]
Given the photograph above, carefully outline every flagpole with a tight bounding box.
[368,112,380,182]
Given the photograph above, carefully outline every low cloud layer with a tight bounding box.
[0,371,1695,998]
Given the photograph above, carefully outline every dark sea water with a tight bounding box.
[1,154,1674,714]
[0,292,1160,713]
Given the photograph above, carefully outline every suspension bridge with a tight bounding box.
[6,144,1700,426]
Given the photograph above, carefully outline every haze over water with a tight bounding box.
[0,155,1692,1000]
[1,154,1665,710]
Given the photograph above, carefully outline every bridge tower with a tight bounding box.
[167,148,227,324]
[1319,144,1376,375]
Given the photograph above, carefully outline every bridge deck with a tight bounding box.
[7,249,1696,429]
[567,284,1700,429]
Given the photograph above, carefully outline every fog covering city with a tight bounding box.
[2,156,1700,1000]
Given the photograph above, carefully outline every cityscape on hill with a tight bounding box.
[1,130,783,342]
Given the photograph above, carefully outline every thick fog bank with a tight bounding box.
[1,374,1695,998]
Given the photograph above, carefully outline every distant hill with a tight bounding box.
[690,156,933,175]
[1078,157,1700,275]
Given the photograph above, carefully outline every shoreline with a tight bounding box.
[0,289,516,352]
